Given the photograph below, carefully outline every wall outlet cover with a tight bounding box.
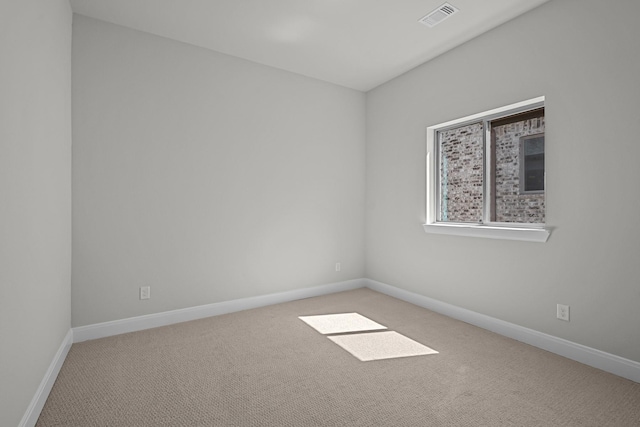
[140,286,150,300]
[557,303,569,321]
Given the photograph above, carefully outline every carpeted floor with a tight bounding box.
[37,288,640,426]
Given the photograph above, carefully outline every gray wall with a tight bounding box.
[366,0,640,363]
[0,0,72,425]
[72,16,366,327]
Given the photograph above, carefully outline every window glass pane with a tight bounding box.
[493,117,545,223]
[438,122,484,223]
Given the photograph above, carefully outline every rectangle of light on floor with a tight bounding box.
[328,331,438,361]
[298,313,387,335]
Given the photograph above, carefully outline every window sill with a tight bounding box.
[423,223,550,243]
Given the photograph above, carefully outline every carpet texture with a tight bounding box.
[37,288,640,426]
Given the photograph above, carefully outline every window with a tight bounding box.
[424,97,550,242]
[520,134,545,194]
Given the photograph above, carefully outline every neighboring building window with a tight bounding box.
[424,97,550,242]
[520,133,545,194]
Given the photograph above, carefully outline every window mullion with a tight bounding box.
[434,132,440,222]
[482,119,491,225]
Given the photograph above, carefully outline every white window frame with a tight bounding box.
[424,96,550,243]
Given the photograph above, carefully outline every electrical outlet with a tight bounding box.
[335,262,341,272]
[140,286,150,300]
[557,304,569,321]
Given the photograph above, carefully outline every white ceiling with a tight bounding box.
[69,0,550,92]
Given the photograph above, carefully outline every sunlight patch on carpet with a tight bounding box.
[298,313,387,335]
[328,331,439,361]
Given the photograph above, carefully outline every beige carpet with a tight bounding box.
[37,288,640,426]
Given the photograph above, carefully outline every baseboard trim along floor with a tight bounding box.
[364,278,640,384]
[70,278,640,383]
[72,279,365,343]
[19,329,73,427]
[28,278,640,425]
[71,278,640,383]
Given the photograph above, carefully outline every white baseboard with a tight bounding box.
[19,329,73,427]
[73,278,365,342]
[365,278,640,384]
[21,277,639,427]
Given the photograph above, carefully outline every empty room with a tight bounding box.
[2,0,640,426]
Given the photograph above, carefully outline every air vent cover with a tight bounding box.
[419,3,459,28]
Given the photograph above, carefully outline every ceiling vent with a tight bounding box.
[418,3,459,28]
